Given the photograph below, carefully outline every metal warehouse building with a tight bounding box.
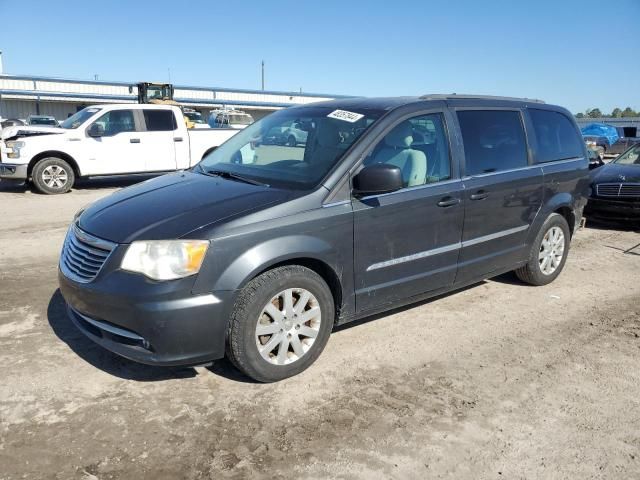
[0,74,349,123]
[575,117,640,132]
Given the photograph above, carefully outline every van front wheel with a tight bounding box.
[226,265,334,382]
[515,213,570,286]
[32,157,75,194]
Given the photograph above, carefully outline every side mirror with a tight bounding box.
[353,164,403,197]
[87,123,104,138]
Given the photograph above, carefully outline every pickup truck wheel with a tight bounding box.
[515,213,570,286]
[286,135,297,147]
[32,157,75,194]
[226,265,334,382]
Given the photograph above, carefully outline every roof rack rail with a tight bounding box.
[419,93,545,104]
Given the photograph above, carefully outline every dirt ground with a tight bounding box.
[0,178,639,480]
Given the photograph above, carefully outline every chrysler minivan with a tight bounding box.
[58,95,589,382]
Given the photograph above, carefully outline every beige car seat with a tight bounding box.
[373,121,427,187]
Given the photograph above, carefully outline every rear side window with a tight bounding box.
[457,110,528,175]
[529,109,583,162]
[143,109,177,131]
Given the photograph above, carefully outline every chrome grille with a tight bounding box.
[596,183,640,198]
[60,225,116,283]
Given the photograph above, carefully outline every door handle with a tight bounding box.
[130,138,141,143]
[470,191,489,200]
[437,197,460,207]
[173,137,183,142]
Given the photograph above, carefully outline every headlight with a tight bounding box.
[121,240,209,280]
[5,140,25,158]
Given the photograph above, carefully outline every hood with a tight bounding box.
[591,162,640,183]
[78,171,292,243]
[1,125,63,141]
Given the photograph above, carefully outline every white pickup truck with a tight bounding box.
[0,104,240,194]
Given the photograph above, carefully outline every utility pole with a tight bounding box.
[168,67,171,83]
[261,60,265,91]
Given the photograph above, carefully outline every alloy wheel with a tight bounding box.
[42,165,69,189]
[255,288,321,365]
[538,226,565,275]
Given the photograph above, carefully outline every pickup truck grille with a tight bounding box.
[60,225,116,283]
[596,183,640,198]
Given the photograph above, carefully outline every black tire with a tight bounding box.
[515,213,571,286]
[286,135,297,147]
[32,157,75,194]
[226,265,334,382]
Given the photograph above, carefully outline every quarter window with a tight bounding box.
[364,113,451,187]
[143,109,177,131]
[529,109,583,162]
[457,110,528,175]
[93,110,137,136]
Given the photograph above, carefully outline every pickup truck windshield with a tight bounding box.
[29,117,58,126]
[60,107,102,129]
[198,106,382,189]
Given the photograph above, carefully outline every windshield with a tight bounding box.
[229,114,254,126]
[29,117,57,126]
[146,85,172,100]
[60,107,102,129]
[198,106,382,189]
[613,144,640,165]
[185,111,205,123]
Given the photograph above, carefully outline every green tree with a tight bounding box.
[621,107,637,117]
[575,112,585,118]
[611,108,622,118]
[587,108,602,118]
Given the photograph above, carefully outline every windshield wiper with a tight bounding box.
[204,169,270,187]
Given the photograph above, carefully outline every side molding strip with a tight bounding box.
[366,224,529,271]
[460,224,529,248]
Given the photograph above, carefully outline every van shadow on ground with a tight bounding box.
[47,289,198,382]
[47,289,257,383]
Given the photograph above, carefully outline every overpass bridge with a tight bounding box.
[0,74,351,122]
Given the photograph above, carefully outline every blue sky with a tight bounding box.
[1,0,638,114]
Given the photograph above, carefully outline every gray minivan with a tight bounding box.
[59,95,589,382]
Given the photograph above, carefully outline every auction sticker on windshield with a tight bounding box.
[327,110,365,123]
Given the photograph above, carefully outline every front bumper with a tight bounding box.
[0,163,28,180]
[585,197,640,222]
[58,268,236,366]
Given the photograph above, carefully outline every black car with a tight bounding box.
[585,143,640,223]
[58,95,589,382]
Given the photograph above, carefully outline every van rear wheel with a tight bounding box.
[32,157,75,194]
[515,213,570,286]
[226,265,334,382]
